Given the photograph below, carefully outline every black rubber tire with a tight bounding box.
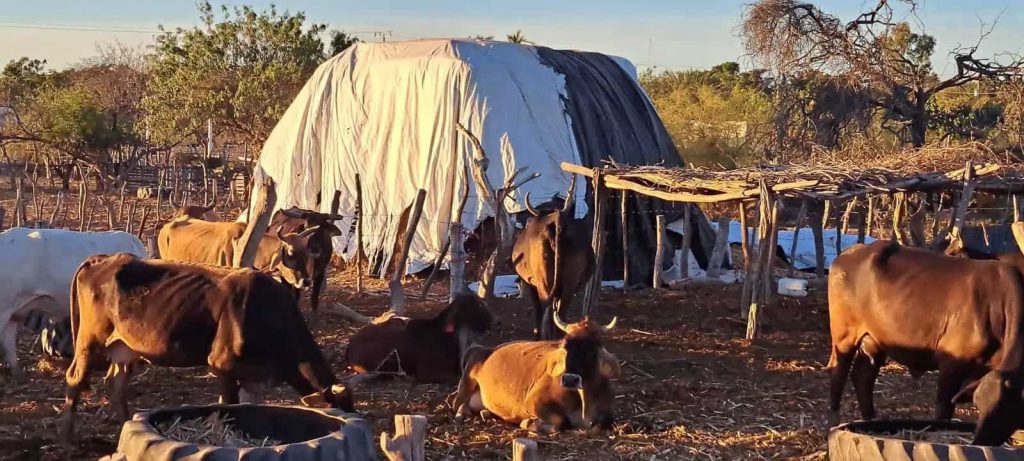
[110,404,375,460]
[828,420,1024,461]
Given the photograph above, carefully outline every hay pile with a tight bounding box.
[154,412,280,448]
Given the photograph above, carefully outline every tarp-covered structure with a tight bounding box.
[250,38,710,282]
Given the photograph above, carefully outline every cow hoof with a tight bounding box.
[480,409,494,421]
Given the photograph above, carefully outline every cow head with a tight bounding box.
[273,208,343,286]
[439,293,496,335]
[940,233,998,260]
[273,227,329,290]
[962,370,1024,445]
[300,383,355,412]
[545,312,621,428]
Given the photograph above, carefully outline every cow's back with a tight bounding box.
[0,228,146,318]
[158,219,244,266]
[473,341,557,421]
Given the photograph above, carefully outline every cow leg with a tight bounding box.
[218,374,241,404]
[850,352,884,420]
[521,285,545,340]
[827,344,856,427]
[935,364,969,420]
[60,342,97,447]
[0,317,23,383]
[108,363,133,422]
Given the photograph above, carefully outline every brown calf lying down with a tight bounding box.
[58,253,352,446]
[452,313,620,433]
[345,294,494,383]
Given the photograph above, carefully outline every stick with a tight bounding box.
[620,190,630,291]
[233,178,276,268]
[653,214,666,289]
[810,204,825,278]
[77,173,87,232]
[512,438,538,461]
[380,415,427,461]
[389,189,427,313]
[787,200,808,277]
[117,182,127,223]
[84,198,98,231]
[355,174,364,294]
[50,191,65,225]
[762,198,780,307]
[14,177,24,227]
[747,182,774,340]
[866,195,875,238]
[125,200,138,233]
[136,204,151,240]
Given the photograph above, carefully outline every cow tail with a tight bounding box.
[68,260,90,350]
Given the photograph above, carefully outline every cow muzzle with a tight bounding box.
[560,373,583,389]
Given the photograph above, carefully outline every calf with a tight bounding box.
[0,228,145,381]
[452,312,620,433]
[829,240,1024,445]
[59,253,353,445]
[345,294,494,383]
[513,176,595,339]
[266,207,343,313]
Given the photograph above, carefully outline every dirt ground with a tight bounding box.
[0,260,981,461]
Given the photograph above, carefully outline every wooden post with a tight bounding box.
[422,178,469,298]
[84,198,98,231]
[380,415,427,461]
[1014,194,1022,223]
[30,171,39,223]
[891,192,907,245]
[787,200,808,277]
[117,182,127,223]
[125,200,138,233]
[706,216,730,279]
[77,175,87,232]
[866,195,876,239]
[762,199,780,307]
[810,204,825,278]
[653,214,666,288]
[136,205,151,239]
[49,191,65,225]
[908,195,926,246]
[583,170,607,316]
[950,161,976,241]
[739,201,754,314]
[449,222,466,302]
[679,203,694,280]
[0,207,6,231]
[233,178,276,268]
[620,190,630,291]
[512,438,538,461]
[355,175,364,294]
[747,182,774,340]
[389,189,427,314]
[13,177,24,227]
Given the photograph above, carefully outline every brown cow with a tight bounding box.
[345,294,495,383]
[828,240,1024,445]
[58,253,352,446]
[266,207,343,313]
[452,312,620,433]
[513,176,595,340]
[157,216,325,291]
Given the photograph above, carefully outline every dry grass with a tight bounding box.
[155,412,280,448]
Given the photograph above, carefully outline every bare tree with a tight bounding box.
[742,0,1023,147]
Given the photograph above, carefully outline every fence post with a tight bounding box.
[620,190,630,291]
[380,415,427,461]
[653,214,666,289]
[355,174,364,294]
[512,438,538,461]
[389,189,427,314]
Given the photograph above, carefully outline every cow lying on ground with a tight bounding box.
[514,175,595,339]
[0,228,146,381]
[266,207,343,313]
[59,253,352,445]
[157,216,326,291]
[345,294,495,383]
[452,312,620,433]
[828,240,1024,445]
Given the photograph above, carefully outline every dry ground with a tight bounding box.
[0,262,980,461]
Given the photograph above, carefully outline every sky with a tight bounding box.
[1,1,1023,76]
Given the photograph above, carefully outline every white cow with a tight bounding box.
[0,228,146,381]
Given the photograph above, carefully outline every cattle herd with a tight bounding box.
[5,195,1024,454]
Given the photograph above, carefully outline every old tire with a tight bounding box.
[111,404,375,461]
[828,420,1024,461]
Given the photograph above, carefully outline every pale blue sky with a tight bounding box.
[2,1,1022,75]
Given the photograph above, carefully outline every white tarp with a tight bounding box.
[251,39,595,273]
[667,219,875,271]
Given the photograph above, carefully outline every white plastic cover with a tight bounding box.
[251,39,591,273]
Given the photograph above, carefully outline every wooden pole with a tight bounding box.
[1014,194,1022,223]
[908,195,927,247]
[950,161,976,241]
[389,189,427,314]
[84,198,97,231]
[380,415,427,461]
[739,201,754,314]
[762,199,780,307]
[77,174,87,232]
[620,190,630,291]
[156,168,165,220]
[865,195,876,239]
[50,191,64,225]
[355,174,364,294]
[117,182,127,224]
[583,170,607,316]
[13,177,24,227]
[30,171,39,223]
[0,207,6,231]
[810,204,825,278]
[233,178,276,268]
[653,214,666,289]
[136,205,151,239]
[422,178,469,298]
[891,192,907,245]
[512,438,538,461]
[787,200,808,277]
[125,200,138,233]
[680,203,693,279]
[747,182,774,340]
[706,216,730,279]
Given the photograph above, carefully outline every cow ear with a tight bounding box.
[546,349,566,378]
[300,391,328,408]
[322,223,342,237]
[598,348,621,379]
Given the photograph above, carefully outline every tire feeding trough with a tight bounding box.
[829,420,1024,461]
[109,404,374,460]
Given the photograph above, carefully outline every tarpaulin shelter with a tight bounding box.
[250,39,710,282]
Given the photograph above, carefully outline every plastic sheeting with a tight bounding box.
[251,39,691,275]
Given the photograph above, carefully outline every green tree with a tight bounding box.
[143,2,352,150]
[328,30,360,57]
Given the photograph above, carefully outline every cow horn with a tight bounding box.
[298,226,322,239]
[599,316,618,333]
[524,192,541,217]
[562,174,577,212]
[553,309,570,334]
[280,208,306,219]
[276,227,288,243]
